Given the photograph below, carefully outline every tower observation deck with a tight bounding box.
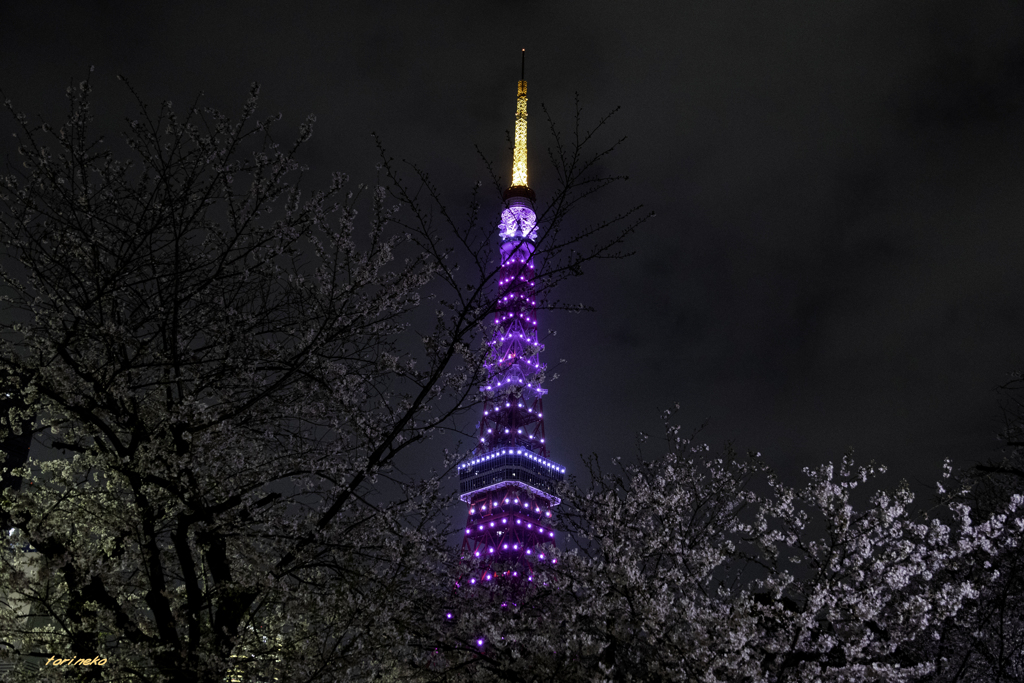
[458,51,564,585]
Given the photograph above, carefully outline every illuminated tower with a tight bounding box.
[457,51,565,585]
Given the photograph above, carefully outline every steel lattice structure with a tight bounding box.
[458,52,565,586]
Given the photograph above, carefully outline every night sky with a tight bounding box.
[3,1,1024,494]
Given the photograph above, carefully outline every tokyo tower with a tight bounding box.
[457,51,565,585]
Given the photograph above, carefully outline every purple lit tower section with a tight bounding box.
[457,52,565,585]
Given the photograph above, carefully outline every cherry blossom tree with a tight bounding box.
[913,374,1024,682]
[0,75,645,682]
[406,410,1024,683]
[4,73,1019,683]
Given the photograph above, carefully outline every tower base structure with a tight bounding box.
[458,447,564,584]
[459,484,560,585]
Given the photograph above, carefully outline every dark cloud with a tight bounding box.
[2,0,1023,494]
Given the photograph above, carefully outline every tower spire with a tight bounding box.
[505,49,535,201]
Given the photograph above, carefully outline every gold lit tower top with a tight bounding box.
[505,49,536,201]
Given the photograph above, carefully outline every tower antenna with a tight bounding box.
[505,50,535,200]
